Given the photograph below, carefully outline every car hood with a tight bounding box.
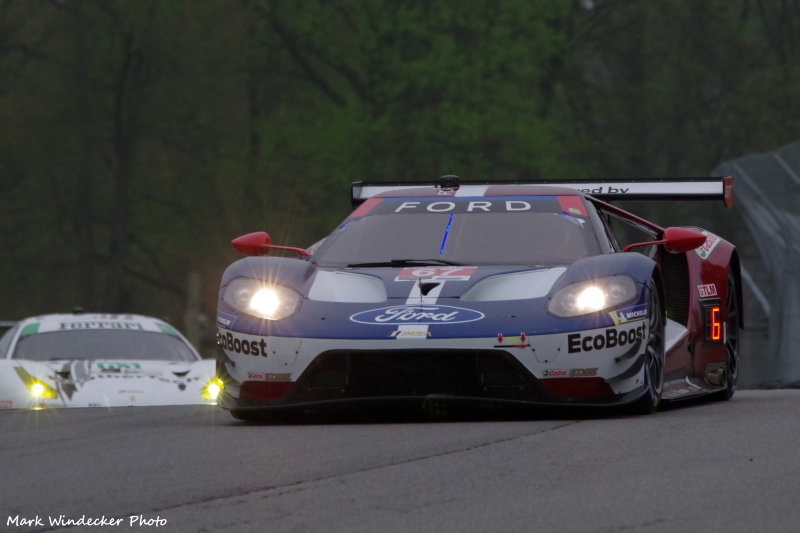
[307,265,567,301]
[218,253,657,339]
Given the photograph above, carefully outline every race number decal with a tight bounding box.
[395,267,477,281]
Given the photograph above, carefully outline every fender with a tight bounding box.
[550,253,659,292]
[220,256,318,294]
[684,230,742,328]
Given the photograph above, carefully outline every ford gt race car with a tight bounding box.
[0,312,220,409]
[215,176,740,419]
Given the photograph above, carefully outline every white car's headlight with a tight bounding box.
[547,275,638,318]
[14,367,57,399]
[223,277,302,320]
[202,378,224,401]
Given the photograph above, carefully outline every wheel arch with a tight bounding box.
[650,265,667,329]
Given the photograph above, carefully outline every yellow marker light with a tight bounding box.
[29,381,56,399]
[14,367,58,399]
[202,378,224,401]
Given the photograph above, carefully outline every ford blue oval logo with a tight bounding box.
[349,305,484,325]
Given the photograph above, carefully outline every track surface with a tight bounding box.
[2,390,799,533]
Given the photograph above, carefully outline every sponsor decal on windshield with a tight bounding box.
[19,323,40,337]
[556,196,588,217]
[348,197,383,219]
[60,321,145,330]
[156,323,179,337]
[392,199,549,213]
[350,305,484,325]
[364,196,563,215]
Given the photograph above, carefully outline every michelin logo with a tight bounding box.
[609,304,647,325]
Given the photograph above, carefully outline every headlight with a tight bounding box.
[202,378,224,401]
[14,366,58,399]
[222,277,302,320]
[547,275,638,318]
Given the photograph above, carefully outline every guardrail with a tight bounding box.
[713,140,800,386]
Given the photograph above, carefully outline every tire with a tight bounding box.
[631,280,665,415]
[716,271,740,401]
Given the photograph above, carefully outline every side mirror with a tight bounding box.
[231,232,310,257]
[622,227,707,254]
[661,227,707,253]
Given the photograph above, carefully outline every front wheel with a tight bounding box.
[631,280,665,415]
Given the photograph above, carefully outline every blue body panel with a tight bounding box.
[217,252,657,340]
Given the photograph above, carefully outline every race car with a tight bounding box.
[215,176,740,419]
[0,312,220,409]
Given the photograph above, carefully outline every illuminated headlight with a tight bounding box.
[223,277,302,320]
[14,367,58,399]
[547,275,638,318]
[202,378,224,401]
[30,381,57,399]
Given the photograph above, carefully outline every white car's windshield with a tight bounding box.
[12,330,199,362]
[311,195,602,267]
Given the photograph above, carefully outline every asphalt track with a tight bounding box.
[2,389,799,533]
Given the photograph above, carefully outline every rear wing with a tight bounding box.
[351,176,734,207]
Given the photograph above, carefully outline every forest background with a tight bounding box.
[1,0,799,355]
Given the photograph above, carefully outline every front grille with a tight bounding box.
[289,349,547,403]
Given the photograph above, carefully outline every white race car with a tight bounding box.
[0,312,220,409]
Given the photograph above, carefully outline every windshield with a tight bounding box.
[311,195,602,267]
[12,329,200,363]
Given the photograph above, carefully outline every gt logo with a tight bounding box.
[567,325,645,354]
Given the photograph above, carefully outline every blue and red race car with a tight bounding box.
[215,176,740,419]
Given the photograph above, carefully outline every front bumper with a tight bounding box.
[216,324,651,412]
